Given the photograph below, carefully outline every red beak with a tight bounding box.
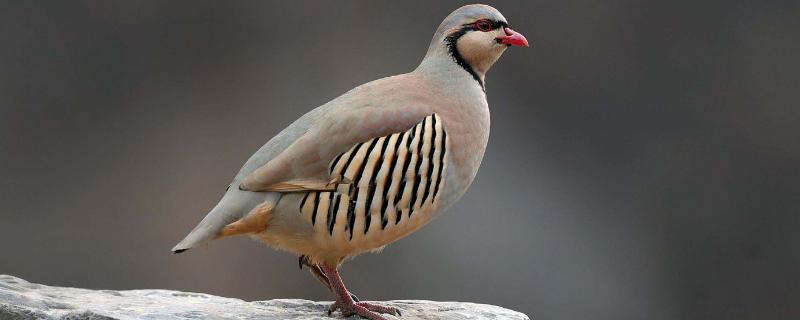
[496,28,529,47]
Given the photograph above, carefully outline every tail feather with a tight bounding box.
[171,202,241,253]
[172,188,280,254]
[171,190,266,253]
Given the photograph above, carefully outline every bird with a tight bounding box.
[172,4,528,320]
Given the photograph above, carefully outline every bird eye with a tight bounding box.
[474,19,494,32]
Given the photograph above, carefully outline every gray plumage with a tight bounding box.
[172,4,527,268]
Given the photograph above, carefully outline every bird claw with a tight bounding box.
[328,300,400,319]
[299,255,310,270]
[358,302,401,316]
[328,301,340,315]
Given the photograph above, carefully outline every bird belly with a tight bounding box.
[291,188,443,263]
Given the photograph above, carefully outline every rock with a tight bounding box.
[0,275,529,320]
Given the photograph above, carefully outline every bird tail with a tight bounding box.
[171,190,274,253]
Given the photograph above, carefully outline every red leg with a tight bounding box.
[299,256,359,302]
[320,265,401,319]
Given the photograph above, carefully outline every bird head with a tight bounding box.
[420,4,528,88]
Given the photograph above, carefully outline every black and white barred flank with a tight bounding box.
[298,114,448,240]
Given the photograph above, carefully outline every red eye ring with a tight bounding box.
[474,19,493,32]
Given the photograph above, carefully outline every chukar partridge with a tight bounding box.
[173,4,528,319]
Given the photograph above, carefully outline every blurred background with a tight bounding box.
[1,1,799,319]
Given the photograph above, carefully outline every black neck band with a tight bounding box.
[444,27,484,90]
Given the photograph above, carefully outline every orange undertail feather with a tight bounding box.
[218,202,275,238]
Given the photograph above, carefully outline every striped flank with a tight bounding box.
[299,114,448,241]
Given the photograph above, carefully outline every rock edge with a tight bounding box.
[0,275,529,320]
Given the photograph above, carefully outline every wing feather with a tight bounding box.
[239,105,431,192]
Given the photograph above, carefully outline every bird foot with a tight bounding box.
[328,300,401,319]
[319,265,400,319]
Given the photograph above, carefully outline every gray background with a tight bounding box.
[1,1,798,319]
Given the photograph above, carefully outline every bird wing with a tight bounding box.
[239,106,440,193]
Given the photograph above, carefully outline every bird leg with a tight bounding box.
[299,256,359,302]
[320,264,401,319]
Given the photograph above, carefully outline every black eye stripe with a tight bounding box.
[463,20,508,31]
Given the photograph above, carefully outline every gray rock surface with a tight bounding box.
[0,275,529,320]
